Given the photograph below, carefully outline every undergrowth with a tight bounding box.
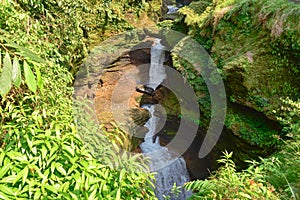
[0,0,158,199]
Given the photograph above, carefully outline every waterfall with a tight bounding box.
[139,38,191,199]
[148,39,167,90]
[140,105,191,200]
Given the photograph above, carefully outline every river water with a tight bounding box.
[140,39,191,199]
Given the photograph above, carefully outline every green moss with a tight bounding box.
[174,0,300,146]
[172,55,211,127]
[225,106,281,147]
[182,0,299,118]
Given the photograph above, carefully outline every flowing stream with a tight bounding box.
[140,39,191,200]
[140,105,191,200]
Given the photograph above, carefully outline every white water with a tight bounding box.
[140,105,191,200]
[167,5,179,14]
[140,38,191,199]
[148,39,167,90]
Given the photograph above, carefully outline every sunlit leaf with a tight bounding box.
[13,167,26,185]
[56,163,67,176]
[22,166,29,185]
[41,146,47,160]
[23,61,37,93]
[0,162,13,179]
[0,34,47,64]
[62,145,75,157]
[88,188,97,199]
[0,191,9,199]
[116,188,121,200]
[0,151,5,166]
[12,56,21,88]
[6,151,27,162]
[0,185,15,197]
[70,191,79,200]
[33,188,41,200]
[0,52,13,96]
[34,64,43,91]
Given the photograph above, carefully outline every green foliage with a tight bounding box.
[258,99,300,199]
[274,98,300,136]
[162,183,183,200]
[225,110,281,147]
[186,151,279,199]
[178,0,299,137]
[0,0,158,199]
[186,99,300,199]
[0,0,153,74]
[0,119,155,199]
[172,55,211,127]
[0,52,13,96]
[0,51,43,97]
[179,0,300,100]
[176,0,300,199]
[23,61,37,93]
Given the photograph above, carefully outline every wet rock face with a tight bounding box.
[223,62,249,99]
[136,84,155,96]
[93,39,165,144]
[94,53,151,134]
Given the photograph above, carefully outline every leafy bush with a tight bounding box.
[0,0,158,199]
[186,151,279,199]
[263,99,300,199]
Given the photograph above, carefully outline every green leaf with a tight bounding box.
[0,162,12,179]
[239,192,252,199]
[22,166,29,185]
[62,145,75,157]
[116,188,121,200]
[0,191,9,199]
[6,151,27,162]
[23,61,37,93]
[70,192,79,200]
[33,188,41,200]
[0,175,15,184]
[12,56,21,88]
[60,181,70,192]
[33,64,43,91]
[0,151,5,166]
[56,163,67,176]
[13,167,25,185]
[0,34,46,64]
[0,52,13,96]
[40,146,47,160]
[88,188,97,200]
[0,185,16,197]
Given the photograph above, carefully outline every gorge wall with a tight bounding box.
[173,0,300,147]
